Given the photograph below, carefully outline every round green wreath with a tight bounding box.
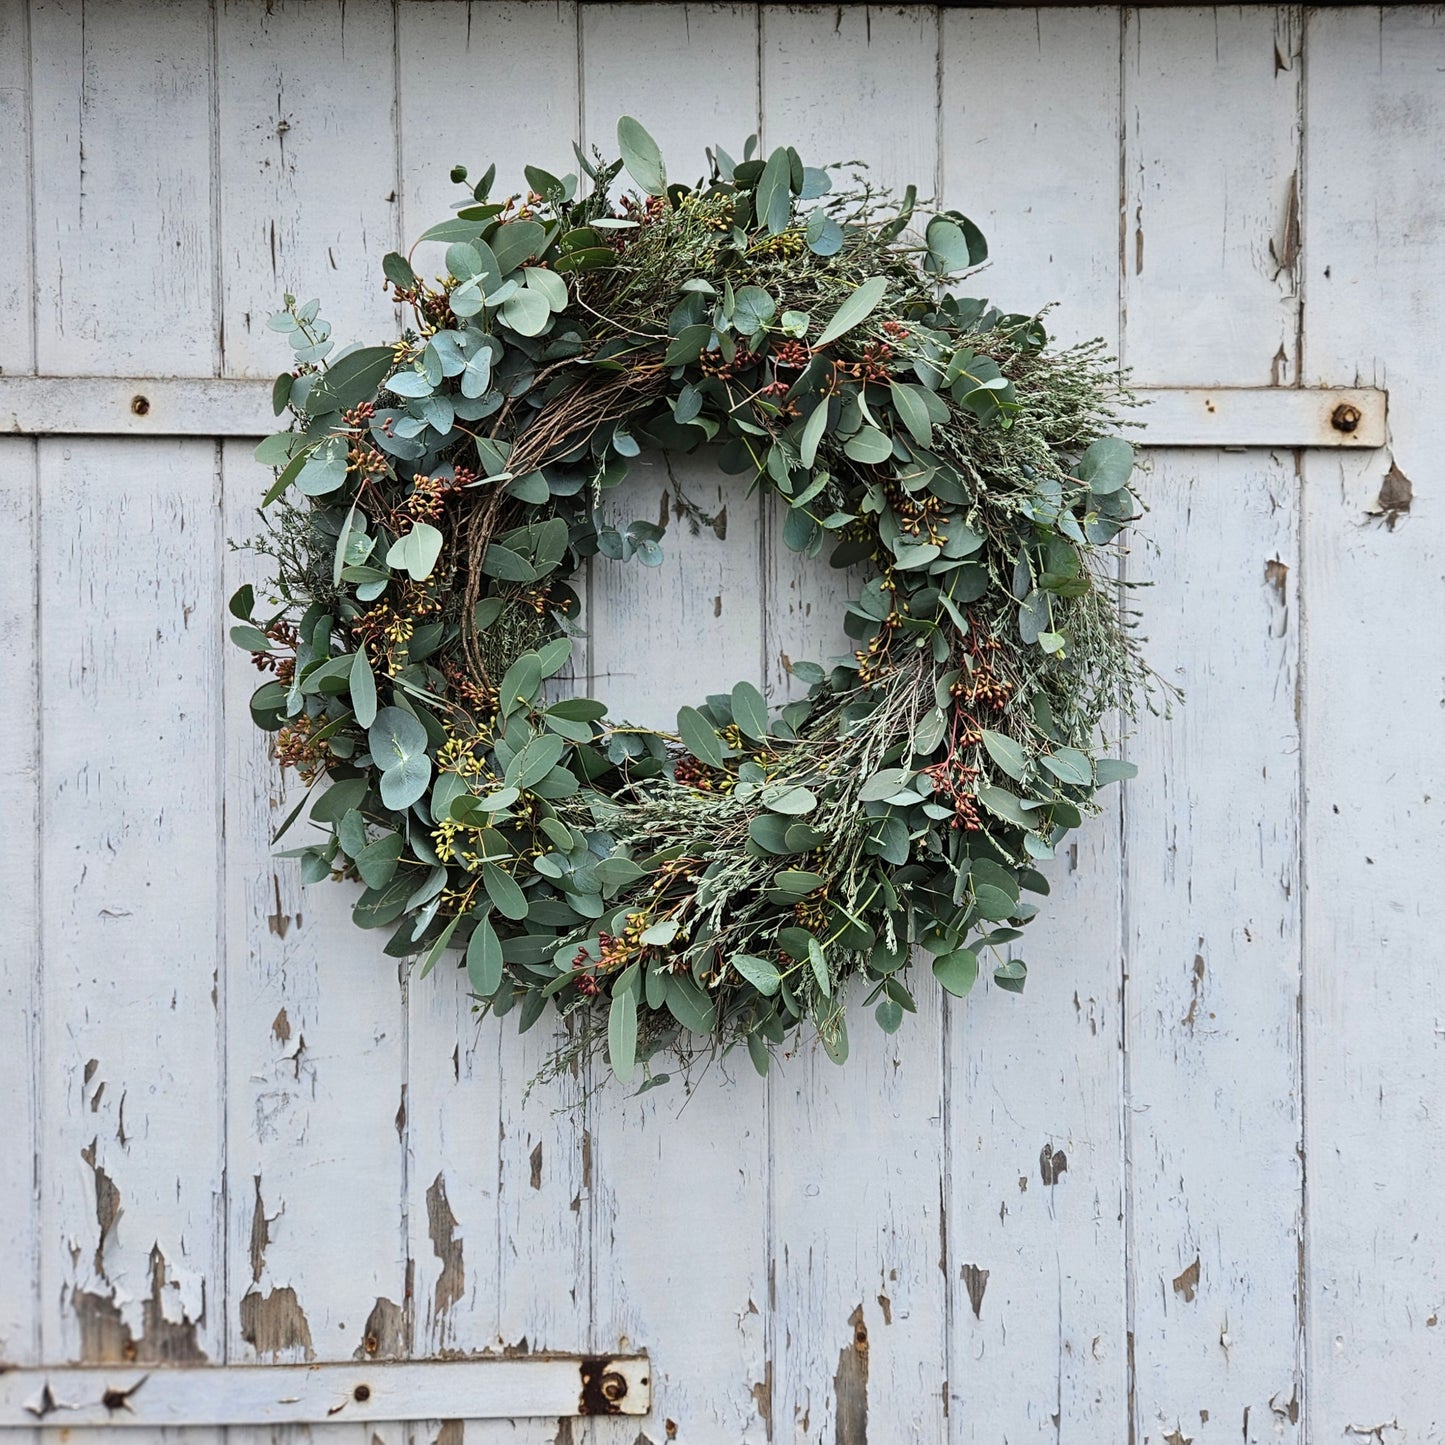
[234,118,1157,1087]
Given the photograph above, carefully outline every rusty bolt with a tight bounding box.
[130,394,151,417]
[363,1333,379,1356]
[1331,402,1361,434]
[352,1384,371,1403]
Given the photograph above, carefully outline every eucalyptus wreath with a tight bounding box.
[233,118,1156,1087]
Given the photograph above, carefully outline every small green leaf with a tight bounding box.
[731,953,781,996]
[1041,747,1093,787]
[889,381,933,446]
[230,623,271,652]
[843,427,893,465]
[733,285,777,335]
[350,648,377,728]
[799,398,830,469]
[993,958,1028,994]
[755,147,793,235]
[807,937,831,998]
[483,863,528,920]
[228,584,255,622]
[417,914,462,979]
[677,706,726,768]
[308,346,397,415]
[506,733,567,791]
[501,287,551,337]
[981,730,1029,782]
[1095,758,1138,785]
[761,785,816,815]
[385,522,445,582]
[609,987,639,1082]
[859,767,908,802]
[731,680,769,742]
[933,948,979,998]
[467,915,504,996]
[1077,436,1135,495]
[617,116,666,196]
[814,275,888,349]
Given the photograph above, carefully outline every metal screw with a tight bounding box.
[352,1384,371,1403]
[1331,402,1361,434]
[130,395,151,417]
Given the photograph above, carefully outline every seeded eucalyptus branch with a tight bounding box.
[233,117,1164,1091]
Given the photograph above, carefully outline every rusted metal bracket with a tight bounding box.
[0,375,1386,448]
[0,1355,651,1428]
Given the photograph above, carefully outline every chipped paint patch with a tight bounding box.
[239,1284,314,1360]
[833,1304,869,1444]
[74,1247,207,1364]
[427,1173,465,1334]
[1172,1256,1201,1304]
[961,1264,989,1320]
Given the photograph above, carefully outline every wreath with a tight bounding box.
[234,118,1156,1087]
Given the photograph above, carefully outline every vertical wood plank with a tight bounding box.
[397,10,592,1444]
[939,9,1129,1439]
[0,2,38,1406]
[0,0,34,373]
[1123,5,1303,388]
[0,438,40,1392]
[36,437,226,1414]
[1301,7,1445,1437]
[216,6,411,1412]
[1123,9,1305,1441]
[29,0,215,375]
[759,9,950,1441]
[27,15,226,1445]
[580,10,772,1442]
[216,0,400,376]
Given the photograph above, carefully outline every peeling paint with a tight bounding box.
[248,1174,272,1283]
[1369,462,1413,529]
[271,1006,291,1044]
[1172,1256,1201,1304]
[75,1247,207,1364]
[1039,1142,1068,1186]
[427,1173,465,1331]
[832,1304,869,1445]
[961,1263,989,1320]
[354,1294,409,1360]
[751,1358,774,1435]
[80,1137,121,1277]
[240,1284,314,1360]
[530,1140,543,1191]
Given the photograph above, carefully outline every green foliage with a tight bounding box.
[238,114,1164,1090]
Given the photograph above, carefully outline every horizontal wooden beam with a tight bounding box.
[0,1356,650,1428]
[0,375,1386,449]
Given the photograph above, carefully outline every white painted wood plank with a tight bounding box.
[395,13,594,1445]
[1123,5,1303,388]
[940,10,1128,1438]
[27,20,225,1445]
[221,444,413,1365]
[0,1356,651,1426]
[0,0,35,373]
[579,11,773,1443]
[1301,8,1445,1438]
[0,439,40,1388]
[36,438,226,1393]
[1123,13,1305,1440]
[942,7,1121,349]
[214,14,412,1428]
[29,0,216,376]
[760,11,950,1442]
[1125,447,1303,1445]
[215,0,401,376]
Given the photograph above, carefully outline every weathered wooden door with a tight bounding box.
[1,4,1440,1441]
